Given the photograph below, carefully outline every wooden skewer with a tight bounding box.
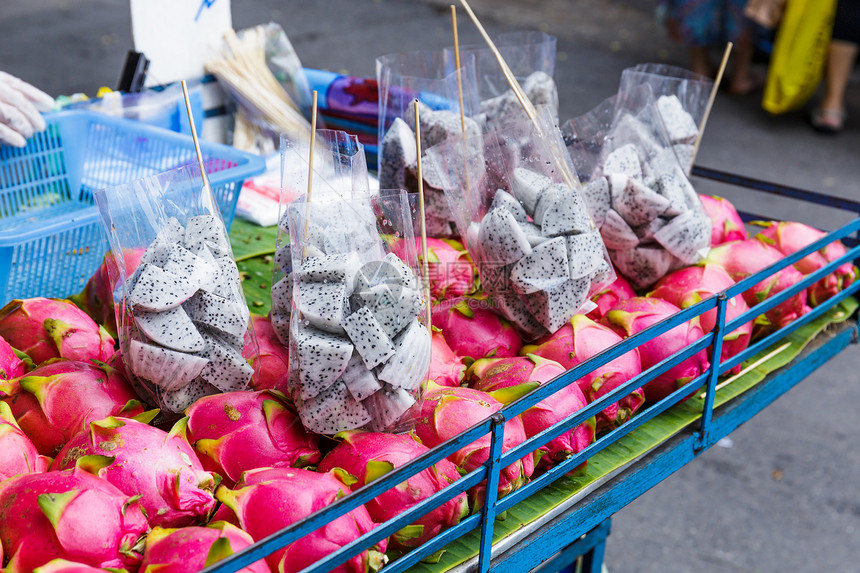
[459,0,535,120]
[413,100,433,335]
[307,90,318,202]
[180,80,212,196]
[698,341,790,400]
[690,42,733,168]
[450,5,467,135]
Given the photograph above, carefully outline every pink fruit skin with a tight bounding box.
[602,297,710,403]
[428,331,466,387]
[586,275,637,321]
[698,194,748,246]
[243,315,290,392]
[51,416,217,528]
[0,402,49,480]
[431,297,522,361]
[3,359,144,456]
[317,431,469,550]
[139,522,271,573]
[0,335,26,381]
[70,248,145,339]
[0,298,115,366]
[215,467,387,573]
[412,386,534,507]
[392,237,478,301]
[0,468,148,572]
[184,390,320,488]
[523,315,644,432]
[32,558,117,572]
[755,220,858,306]
[650,264,753,375]
[466,355,596,471]
[705,239,811,329]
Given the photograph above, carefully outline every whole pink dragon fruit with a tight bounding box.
[586,275,637,321]
[431,297,522,361]
[602,297,709,403]
[214,467,388,573]
[466,355,596,472]
[317,431,469,550]
[650,264,753,375]
[0,298,115,366]
[412,385,534,508]
[755,220,858,306]
[705,239,811,330]
[698,194,748,245]
[0,401,49,480]
[184,390,320,487]
[51,415,217,528]
[139,521,271,573]
[3,359,144,456]
[0,467,148,572]
[391,237,478,301]
[243,314,290,391]
[70,248,145,339]
[428,331,466,387]
[32,559,120,572]
[0,335,26,381]
[523,315,644,432]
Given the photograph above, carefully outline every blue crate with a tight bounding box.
[0,111,265,303]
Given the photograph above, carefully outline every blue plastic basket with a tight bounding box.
[0,111,266,303]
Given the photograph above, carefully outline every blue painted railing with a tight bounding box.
[202,168,860,573]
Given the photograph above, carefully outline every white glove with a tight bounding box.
[0,71,54,148]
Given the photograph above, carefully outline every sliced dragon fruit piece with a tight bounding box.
[213,257,243,300]
[603,143,642,179]
[197,332,253,392]
[359,283,423,339]
[490,189,528,222]
[609,173,671,227]
[364,385,416,431]
[342,306,395,369]
[655,172,690,216]
[601,209,640,250]
[297,281,348,334]
[160,379,220,414]
[353,254,417,292]
[377,319,431,392]
[185,215,230,255]
[533,183,568,226]
[270,276,293,310]
[129,264,199,312]
[524,277,591,332]
[134,306,205,352]
[479,208,533,264]
[162,243,220,291]
[511,167,552,216]
[510,237,570,294]
[298,253,360,287]
[673,143,695,174]
[656,95,698,144]
[632,216,669,241]
[541,187,593,237]
[378,117,417,190]
[518,221,549,247]
[295,325,354,400]
[581,176,611,228]
[492,291,547,341]
[274,245,292,273]
[127,339,208,391]
[140,217,186,266]
[184,291,250,340]
[299,381,372,434]
[612,245,678,289]
[341,353,383,401]
[567,231,604,279]
[652,210,711,264]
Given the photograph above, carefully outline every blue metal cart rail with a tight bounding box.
[202,167,860,573]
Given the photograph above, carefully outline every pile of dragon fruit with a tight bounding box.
[0,192,852,572]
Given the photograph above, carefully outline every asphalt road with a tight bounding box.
[1,1,859,571]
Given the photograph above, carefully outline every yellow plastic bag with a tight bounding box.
[762,0,837,114]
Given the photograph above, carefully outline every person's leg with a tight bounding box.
[689,45,712,77]
[820,40,859,115]
[728,24,757,94]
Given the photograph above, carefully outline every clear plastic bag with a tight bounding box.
[94,164,258,416]
[427,106,613,340]
[376,50,480,237]
[270,129,372,346]
[562,85,711,290]
[284,190,430,435]
[618,64,713,173]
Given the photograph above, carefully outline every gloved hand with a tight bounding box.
[0,71,54,148]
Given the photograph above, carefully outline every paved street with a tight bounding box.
[1,1,859,571]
